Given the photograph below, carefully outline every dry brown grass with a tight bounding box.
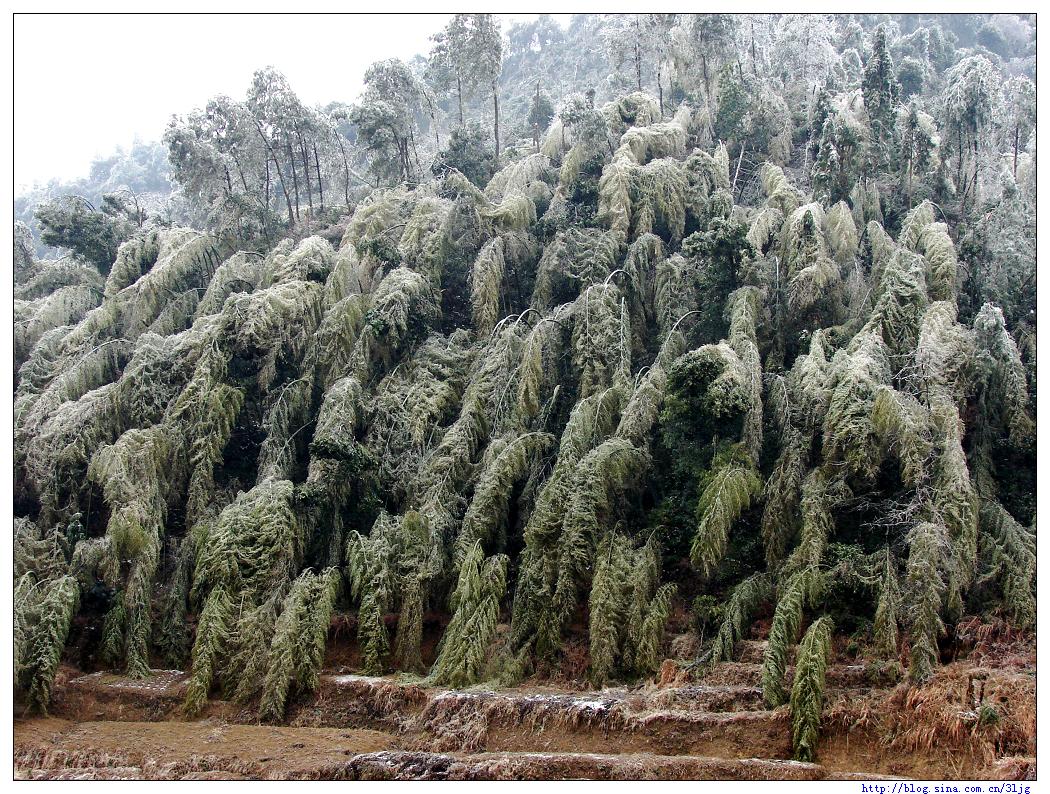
[657,659,691,686]
[954,616,1033,667]
[824,661,1035,773]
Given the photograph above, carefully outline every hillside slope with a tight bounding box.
[13,16,1036,774]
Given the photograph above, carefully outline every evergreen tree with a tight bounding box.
[861,26,900,177]
[527,84,555,150]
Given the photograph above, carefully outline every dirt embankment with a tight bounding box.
[15,623,1036,781]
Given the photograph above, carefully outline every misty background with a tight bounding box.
[16,14,573,189]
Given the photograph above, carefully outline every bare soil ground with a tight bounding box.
[14,718,396,779]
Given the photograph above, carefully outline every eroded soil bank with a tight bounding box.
[15,636,1036,781]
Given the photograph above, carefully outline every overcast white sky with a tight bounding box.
[14,13,571,191]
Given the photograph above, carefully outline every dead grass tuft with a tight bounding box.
[823,662,1035,773]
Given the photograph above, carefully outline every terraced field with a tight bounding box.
[15,637,1035,780]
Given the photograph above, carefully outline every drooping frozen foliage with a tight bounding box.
[12,16,1036,770]
[790,615,834,762]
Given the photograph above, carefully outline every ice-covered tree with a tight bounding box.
[861,26,900,175]
[941,55,998,211]
[34,194,138,273]
[351,59,427,186]
[998,75,1036,179]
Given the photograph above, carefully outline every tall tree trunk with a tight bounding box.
[657,64,664,117]
[532,81,540,152]
[297,132,314,219]
[286,140,301,222]
[751,20,758,75]
[732,142,746,199]
[635,38,642,92]
[907,158,914,209]
[233,160,251,196]
[802,91,814,181]
[410,129,424,182]
[227,146,252,199]
[802,18,811,85]
[252,119,294,223]
[958,139,971,213]
[274,153,294,225]
[424,89,439,146]
[457,74,465,127]
[493,79,500,159]
[972,136,979,211]
[313,142,325,212]
[1014,125,1020,178]
[336,137,351,208]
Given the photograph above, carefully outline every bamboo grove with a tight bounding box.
[13,82,1035,763]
